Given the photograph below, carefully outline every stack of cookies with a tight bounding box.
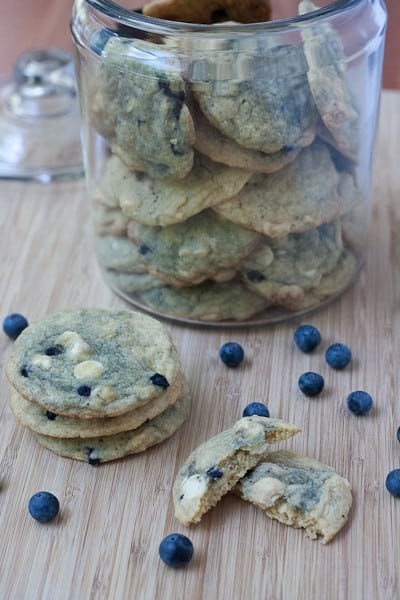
[6,308,190,464]
[86,0,364,323]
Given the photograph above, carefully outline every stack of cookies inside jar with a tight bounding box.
[85,0,366,324]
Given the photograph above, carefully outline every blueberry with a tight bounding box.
[2,313,29,340]
[28,491,60,522]
[242,402,270,418]
[385,469,400,497]
[397,427,400,444]
[206,466,223,480]
[159,533,194,568]
[298,372,324,397]
[325,343,352,370]
[46,411,57,420]
[219,342,244,368]
[150,373,169,389]
[77,385,91,397]
[346,391,373,415]
[45,345,63,356]
[294,324,321,353]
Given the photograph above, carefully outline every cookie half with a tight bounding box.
[173,416,300,526]
[234,450,352,543]
[6,308,182,418]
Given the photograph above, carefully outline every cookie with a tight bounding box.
[127,209,260,287]
[9,372,187,438]
[105,270,165,295]
[299,0,359,159]
[192,101,302,172]
[115,153,252,226]
[32,392,190,464]
[6,308,182,419]
[234,450,352,543]
[97,37,196,180]
[297,248,358,311]
[95,235,148,273]
[241,221,344,301]
[213,142,342,238]
[173,416,300,526]
[143,0,272,24]
[93,205,130,237]
[138,279,270,322]
[191,43,316,153]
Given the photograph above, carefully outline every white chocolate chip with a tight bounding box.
[56,331,92,362]
[90,385,118,404]
[73,360,105,380]
[179,474,208,517]
[251,477,285,507]
[31,354,52,370]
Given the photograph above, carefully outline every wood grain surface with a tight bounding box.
[0,90,399,599]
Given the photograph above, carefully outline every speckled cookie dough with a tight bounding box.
[191,43,316,153]
[6,308,183,418]
[299,0,359,159]
[115,153,252,226]
[143,0,272,24]
[32,391,190,464]
[97,37,196,180]
[127,209,260,287]
[213,142,342,238]
[9,372,187,438]
[138,279,270,322]
[173,416,300,525]
[234,450,352,543]
[241,221,343,300]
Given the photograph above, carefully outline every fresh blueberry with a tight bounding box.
[219,342,244,368]
[159,533,194,568]
[294,324,321,353]
[325,343,352,370]
[28,491,60,522]
[242,402,270,418]
[2,313,29,340]
[346,391,373,415]
[385,469,400,497]
[298,372,324,397]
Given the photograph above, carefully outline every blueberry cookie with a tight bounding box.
[173,416,300,525]
[9,372,187,438]
[191,43,316,153]
[143,0,272,24]
[299,0,359,159]
[6,309,182,418]
[97,154,252,227]
[32,392,190,464]
[192,101,302,172]
[234,450,352,543]
[127,209,260,287]
[138,279,270,322]
[95,235,148,273]
[104,270,166,295]
[213,142,343,238]
[241,221,343,304]
[97,37,196,180]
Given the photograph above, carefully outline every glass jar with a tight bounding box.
[71,0,387,326]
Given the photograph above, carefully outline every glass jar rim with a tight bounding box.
[85,0,365,33]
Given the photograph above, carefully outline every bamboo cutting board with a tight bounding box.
[0,91,399,600]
